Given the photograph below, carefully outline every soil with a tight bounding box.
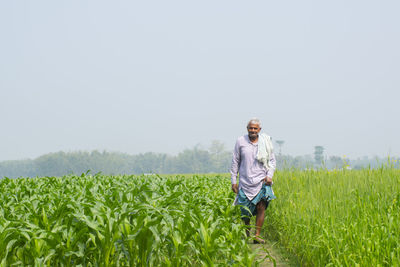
[249,239,297,267]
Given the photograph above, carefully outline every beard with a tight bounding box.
[249,132,259,140]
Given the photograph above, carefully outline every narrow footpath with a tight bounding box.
[250,240,297,267]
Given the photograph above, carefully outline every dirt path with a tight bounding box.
[249,240,296,267]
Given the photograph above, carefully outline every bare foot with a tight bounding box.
[253,236,266,244]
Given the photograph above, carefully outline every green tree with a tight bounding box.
[314,146,324,165]
[329,156,343,169]
[209,140,231,172]
[275,140,285,156]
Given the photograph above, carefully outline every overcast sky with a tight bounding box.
[1,0,399,161]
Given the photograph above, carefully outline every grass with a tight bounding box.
[267,166,400,266]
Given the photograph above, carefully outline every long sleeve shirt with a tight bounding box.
[230,134,276,200]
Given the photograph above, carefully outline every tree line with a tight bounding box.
[0,141,232,178]
[0,141,396,178]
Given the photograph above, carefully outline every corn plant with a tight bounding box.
[0,174,264,266]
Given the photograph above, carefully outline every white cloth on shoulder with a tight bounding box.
[256,133,274,170]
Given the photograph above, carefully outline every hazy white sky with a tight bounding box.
[1,0,399,161]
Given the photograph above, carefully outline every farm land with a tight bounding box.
[1,166,399,266]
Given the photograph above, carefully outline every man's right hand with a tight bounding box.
[232,184,238,194]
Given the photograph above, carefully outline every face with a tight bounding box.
[247,123,261,140]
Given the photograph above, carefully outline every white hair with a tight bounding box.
[247,118,262,128]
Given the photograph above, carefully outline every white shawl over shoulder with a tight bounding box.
[256,133,274,170]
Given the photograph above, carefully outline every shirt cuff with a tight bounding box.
[231,176,237,185]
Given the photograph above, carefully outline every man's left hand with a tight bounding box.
[263,176,273,185]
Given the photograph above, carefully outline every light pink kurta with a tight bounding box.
[230,134,276,200]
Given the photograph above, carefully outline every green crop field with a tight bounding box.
[0,174,260,266]
[1,166,399,266]
[268,166,400,266]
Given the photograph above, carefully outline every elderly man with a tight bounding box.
[230,118,276,244]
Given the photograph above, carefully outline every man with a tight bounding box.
[230,118,276,244]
